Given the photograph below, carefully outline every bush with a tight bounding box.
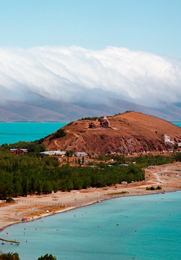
[156,186,162,190]
[0,252,20,260]
[66,150,74,157]
[146,186,162,190]
[49,129,66,141]
[37,254,57,260]
[6,197,15,203]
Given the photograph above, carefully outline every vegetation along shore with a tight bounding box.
[1,111,181,230]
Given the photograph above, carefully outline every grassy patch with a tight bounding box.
[108,191,128,195]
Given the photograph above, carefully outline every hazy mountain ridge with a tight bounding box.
[1,95,181,122]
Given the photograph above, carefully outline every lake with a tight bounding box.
[1,192,181,260]
[0,121,180,146]
[0,121,181,259]
[0,122,67,145]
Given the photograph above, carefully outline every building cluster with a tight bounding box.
[164,134,175,145]
[164,134,181,148]
[89,116,110,129]
[40,151,87,157]
[10,148,88,158]
[10,149,28,155]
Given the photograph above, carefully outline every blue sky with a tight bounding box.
[1,0,181,108]
[0,0,181,59]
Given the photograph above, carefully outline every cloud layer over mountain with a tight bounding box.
[0,46,181,107]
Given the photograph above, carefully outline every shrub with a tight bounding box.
[146,186,162,190]
[37,254,57,260]
[0,252,20,260]
[49,129,66,141]
[6,197,15,203]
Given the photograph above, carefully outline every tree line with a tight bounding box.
[1,140,181,199]
[0,252,56,260]
[0,145,144,199]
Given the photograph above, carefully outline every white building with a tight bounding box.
[40,150,66,156]
[75,152,87,157]
[164,134,174,145]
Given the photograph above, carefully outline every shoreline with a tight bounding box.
[1,162,181,231]
[0,191,167,232]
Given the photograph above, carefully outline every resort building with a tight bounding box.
[10,149,28,155]
[40,151,66,156]
[75,152,87,157]
[164,134,174,145]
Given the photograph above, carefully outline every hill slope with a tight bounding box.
[43,111,181,154]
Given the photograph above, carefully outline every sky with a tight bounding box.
[0,0,181,107]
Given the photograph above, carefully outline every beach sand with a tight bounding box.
[1,162,181,230]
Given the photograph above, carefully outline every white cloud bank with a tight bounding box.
[0,46,181,107]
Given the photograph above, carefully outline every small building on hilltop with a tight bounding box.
[100,117,110,128]
[10,149,28,155]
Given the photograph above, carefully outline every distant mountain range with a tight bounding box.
[1,95,181,122]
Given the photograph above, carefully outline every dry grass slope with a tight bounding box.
[43,111,181,154]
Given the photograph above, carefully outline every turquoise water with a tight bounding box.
[172,122,181,127]
[0,122,181,259]
[0,121,180,146]
[0,122,67,145]
[1,192,181,260]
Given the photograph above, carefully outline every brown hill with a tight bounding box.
[43,111,181,154]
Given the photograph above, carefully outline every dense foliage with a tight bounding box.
[1,138,181,200]
[0,253,56,260]
[49,129,66,141]
[0,147,144,199]
[58,164,145,192]
[66,150,74,157]
[79,116,103,121]
[1,141,46,156]
[0,252,20,260]
[37,254,57,260]
[128,154,174,168]
[96,153,126,163]
[146,186,162,190]
[0,150,59,199]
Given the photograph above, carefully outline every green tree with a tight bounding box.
[36,180,43,195]
[66,150,74,157]
[43,181,53,194]
[37,254,57,260]
[0,252,20,260]
[14,180,22,197]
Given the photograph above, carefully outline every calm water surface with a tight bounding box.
[1,192,181,260]
[0,122,67,145]
[0,122,181,259]
[172,122,181,127]
[0,121,180,146]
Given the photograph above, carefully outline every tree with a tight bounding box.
[22,177,28,197]
[37,254,57,260]
[0,252,20,260]
[36,180,43,195]
[43,181,53,194]
[66,150,74,157]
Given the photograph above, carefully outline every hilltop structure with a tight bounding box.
[43,111,181,155]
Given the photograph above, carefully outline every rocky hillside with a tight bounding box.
[43,111,181,154]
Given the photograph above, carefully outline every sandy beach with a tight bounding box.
[1,162,181,231]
